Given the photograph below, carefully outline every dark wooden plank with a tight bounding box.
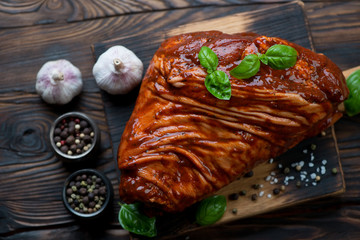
[305,1,360,70]
[0,91,120,236]
[0,0,257,28]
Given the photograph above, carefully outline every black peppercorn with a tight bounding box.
[80,120,88,128]
[273,188,280,195]
[244,171,254,178]
[54,128,62,135]
[88,192,94,200]
[228,193,239,201]
[251,194,257,201]
[60,145,69,153]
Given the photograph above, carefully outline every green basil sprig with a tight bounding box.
[205,70,231,100]
[118,202,157,237]
[344,69,360,117]
[230,54,261,79]
[196,195,227,226]
[230,44,298,80]
[198,46,231,100]
[199,46,219,74]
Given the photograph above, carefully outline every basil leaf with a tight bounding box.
[264,44,298,70]
[199,46,218,73]
[344,69,360,117]
[118,203,157,237]
[205,70,231,100]
[230,54,260,79]
[196,195,227,226]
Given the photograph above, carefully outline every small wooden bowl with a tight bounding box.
[50,112,100,164]
[62,169,113,220]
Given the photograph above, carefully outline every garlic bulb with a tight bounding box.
[92,45,143,94]
[36,59,83,104]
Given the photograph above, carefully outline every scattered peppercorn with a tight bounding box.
[65,173,107,214]
[252,184,260,189]
[296,180,301,188]
[283,167,290,174]
[228,193,239,201]
[251,194,258,201]
[332,168,338,175]
[54,117,94,156]
[244,170,254,178]
[232,208,238,214]
[273,188,280,195]
[239,190,247,196]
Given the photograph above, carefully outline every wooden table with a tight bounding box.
[0,1,359,239]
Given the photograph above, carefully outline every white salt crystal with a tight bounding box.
[322,159,327,165]
[267,194,272,198]
[310,173,317,179]
[259,191,264,197]
[278,163,283,169]
[303,149,308,154]
[312,182,317,186]
[269,158,274,164]
[265,175,271,181]
[299,161,305,167]
[321,166,326,175]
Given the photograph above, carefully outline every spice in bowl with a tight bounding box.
[63,169,113,219]
[50,112,100,163]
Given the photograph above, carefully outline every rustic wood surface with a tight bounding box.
[0,0,359,240]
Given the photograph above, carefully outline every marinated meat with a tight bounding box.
[117,31,349,213]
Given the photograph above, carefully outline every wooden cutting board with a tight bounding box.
[92,1,346,238]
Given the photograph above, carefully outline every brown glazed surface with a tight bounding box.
[117,31,349,213]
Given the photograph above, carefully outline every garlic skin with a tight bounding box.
[36,59,83,104]
[92,45,143,95]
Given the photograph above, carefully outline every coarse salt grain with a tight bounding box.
[303,149,308,154]
[312,182,317,186]
[321,166,326,175]
[269,158,274,164]
[267,194,272,198]
[310,173,316,179]
[259,191,264,197]
[309,162,314,167]
[310,153,315,161]
[278,163,283,169]
[322,159,327,165]
[265,175,271,181]
[299,161,305,167]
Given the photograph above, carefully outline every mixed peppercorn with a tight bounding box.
[65,173,107,214]
[53,117,95,156]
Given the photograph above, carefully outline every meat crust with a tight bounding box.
[117,31,349,213]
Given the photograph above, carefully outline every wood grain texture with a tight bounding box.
[305,1,360,70]
[0,0,360,239]
[0,0,255,28]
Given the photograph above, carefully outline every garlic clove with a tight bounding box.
[92,45,143,95]
[36,59,83,105]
